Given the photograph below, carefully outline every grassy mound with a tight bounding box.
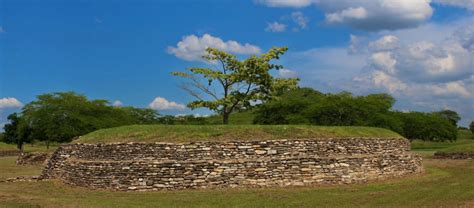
[205,111,254,125]
[76,125,402,144]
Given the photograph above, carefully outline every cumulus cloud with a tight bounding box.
[0,98,23,109]
[278,69,298,78]
[291,12,309,30]
[430,81,471,98]
[368,35,399,51]
[167,34,261,62]
[257,0,433,31]
[265,22,287,32]
[148,97,186,111]
[350,20,474,125]
[453,23,474,51]
[281,19,473,125]
[433,0,474,11]
[318,0,433,31]
[255,0,313,8]
[368,37,471,83]
[112,100,123,107]
[325,7,368,23]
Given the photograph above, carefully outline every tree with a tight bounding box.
[2,113,32,151]
[253,88,396,127]
[172,47,298,124]
[120,107,160,124]
[253,87,457,141]
[20,92,160,148]
[470,121,474,134]
[436,109,461,126]
[395,112,457,141]
[253,88,322,124]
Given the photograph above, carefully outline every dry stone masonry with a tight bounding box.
[41,137,423,191]
[16,152,51,166]
[434,152,474,159]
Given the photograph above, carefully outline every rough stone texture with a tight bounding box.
[0,150,20,157]
[16,152,51,165]
[41,138,423,191]
[434,152,474,159]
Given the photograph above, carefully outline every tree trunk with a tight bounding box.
[223,113,230,125]
[46,140,50,150]
[17,142,23,153]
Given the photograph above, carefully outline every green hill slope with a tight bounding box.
[76,125,402,143]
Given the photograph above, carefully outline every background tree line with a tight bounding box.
[252,88,460,141]
[1,92,160,150]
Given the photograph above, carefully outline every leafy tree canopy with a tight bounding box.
[3,92,160,149]
[435,109,461,126]
[173,47,299,124]
[253,87,458,141]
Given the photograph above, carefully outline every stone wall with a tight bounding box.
[434,152,474,159]
[16,152,51,166]
[41,137,423,191]
[0,150,20,157]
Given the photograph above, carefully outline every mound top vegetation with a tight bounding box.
[75,125,402,144]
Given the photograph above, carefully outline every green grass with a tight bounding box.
[411,129,474,156]
[0,157,473,208]
[205,111,255,125]
[0,157,43,181]
[0,142,58,153]
[76,125,402,144]
[441,143,474,153]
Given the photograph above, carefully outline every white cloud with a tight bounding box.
[430,81,471,97]
[255,0,313,8]
[433,0,474,11]
[453,23,474,52]
[265,22,287,32]
[112,100,123,107]
[326,7,368,23]
[258,0,434,31]
[0,98,23,109]
[0,27,4,33]
[370,52,397,74]
[368,35,399,51]
[278,69,298,78]
[281,18,473,126]
[368,71,408,94]
[167,34,261,62]
[148,97,186,111]
[350,20,474,125]
[291,12,309,29]
[318,0,433,31]
[348,34,368,54]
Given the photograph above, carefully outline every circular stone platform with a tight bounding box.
[41,137,423,191]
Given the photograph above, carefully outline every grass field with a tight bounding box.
[0,142,58,153]
[1,130,473,207]
[76,125,402,143]
[411,129,474,156]
[205,111,255,125]
[0,157,473,208]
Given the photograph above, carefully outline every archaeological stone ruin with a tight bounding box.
[40,137,423,191]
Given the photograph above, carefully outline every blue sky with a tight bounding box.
[0,0,473,126]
